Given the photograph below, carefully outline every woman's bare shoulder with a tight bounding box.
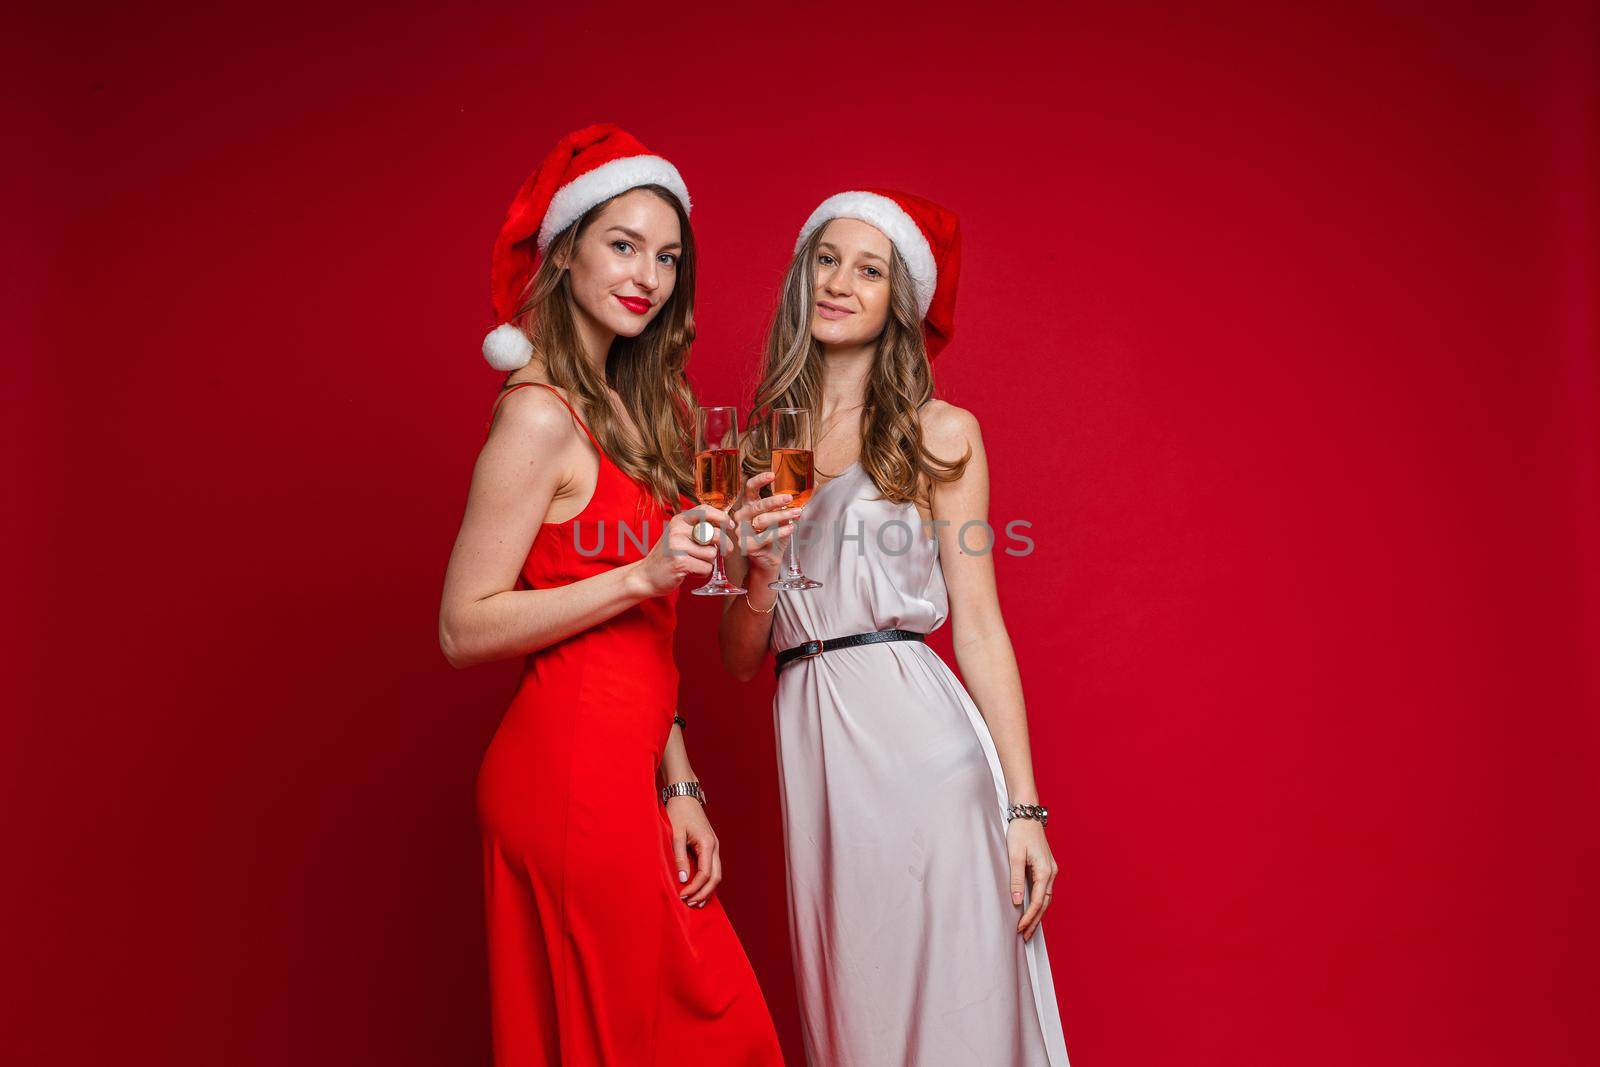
[489,381,579,448]
[918,398,982,458]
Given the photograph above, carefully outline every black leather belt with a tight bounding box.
[774,628,927,677]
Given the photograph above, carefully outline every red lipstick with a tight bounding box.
[615,295,652,315]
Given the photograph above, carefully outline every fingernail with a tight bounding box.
[1013,892,1023,905]
[679,870,688,883]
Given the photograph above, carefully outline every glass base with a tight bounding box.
[768,574,823,591]
[691,579,747,597]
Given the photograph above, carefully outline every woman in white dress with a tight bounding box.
[718,189,1070,1066]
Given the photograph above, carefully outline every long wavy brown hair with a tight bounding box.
[743,224,970,510]
[503,184,695,511]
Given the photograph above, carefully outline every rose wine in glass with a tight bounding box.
[768,407,823,591]
[690,405,746,596]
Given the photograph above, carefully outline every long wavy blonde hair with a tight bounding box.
[504,184,695,511]
[743,225,970,509]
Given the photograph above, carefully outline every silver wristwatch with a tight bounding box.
[661,780,706,806]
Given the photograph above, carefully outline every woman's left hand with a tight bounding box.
[1007,818,1059,941]
[667,795,722,907]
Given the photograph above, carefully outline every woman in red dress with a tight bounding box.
[438,125,784,1066]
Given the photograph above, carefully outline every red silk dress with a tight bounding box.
[475,382,783,1067]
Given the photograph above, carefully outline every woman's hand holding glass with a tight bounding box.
[730,471,804,577]
[630,506,736,599]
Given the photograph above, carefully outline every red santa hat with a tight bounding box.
[482,123,692,371]
[794,188,961,358]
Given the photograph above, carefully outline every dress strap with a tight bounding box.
[485,381,541,431]
[485,382,602,452]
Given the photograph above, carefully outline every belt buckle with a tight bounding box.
[798,638,825,660]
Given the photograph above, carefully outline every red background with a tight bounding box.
[8,2,1597,1064]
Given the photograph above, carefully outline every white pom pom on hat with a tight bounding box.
[482,323,534,372]
[481,124,691,370]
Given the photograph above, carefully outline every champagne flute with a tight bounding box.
[690,405,746,597]
[768,406,823,591]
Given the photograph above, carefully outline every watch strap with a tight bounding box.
[660,780,706,806]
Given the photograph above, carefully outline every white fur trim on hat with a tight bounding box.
[483,322,533,370]
[794,191,936,317]
[537,154,692,253]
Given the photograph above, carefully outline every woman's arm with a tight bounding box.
[659,720,696,785]
[718,472,802,680]
[658,721,719,906]
[925,401,1060,940]
[438,387,727,668]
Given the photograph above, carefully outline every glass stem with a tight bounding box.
[710,539,727,584]
[785,521,801,578]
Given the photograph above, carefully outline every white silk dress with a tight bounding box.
[767,459,1070,1066]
